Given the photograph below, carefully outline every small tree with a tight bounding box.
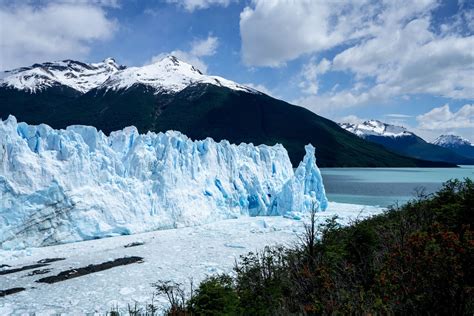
[302,201,318,259]
[187,274,239,315]
[152,280,188,316]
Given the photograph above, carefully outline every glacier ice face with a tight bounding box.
[0,116,327,249]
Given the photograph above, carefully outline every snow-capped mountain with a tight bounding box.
[0,57,451,167]
[433,134,473,147]
[1,58,124,93]
[101,56,253,94]
[340,120,474,165]
[0,56,253,94]
[432,135,474,159]
[0,115,328,249]
[339,120,414,138]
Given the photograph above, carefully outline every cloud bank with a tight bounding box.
[0,1,117,70]
[417,104,474,130]
[240,0,474,115]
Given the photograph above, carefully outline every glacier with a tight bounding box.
[0,116,327,249]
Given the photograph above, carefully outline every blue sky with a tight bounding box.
[0,0,473,141]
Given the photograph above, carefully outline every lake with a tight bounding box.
[320,166,474,207]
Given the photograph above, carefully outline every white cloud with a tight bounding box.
[382,114,413,126]
[167,0,233,12]
[416,104,474,130]
[282,0,473,112]
[385,114,412,119]
[240,0,383,67]
[338,115,365,124]
[332,20,474,101]
[299,57,331,95]
[239,0,473,121]
[0,2,117,70]
[293,89,377,117]
[190,36,219,57]
[55,0,120,7]
[150,35,219,73]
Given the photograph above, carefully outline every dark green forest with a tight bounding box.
[0,84,454,167]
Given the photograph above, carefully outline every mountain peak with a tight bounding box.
[164,55,180,65]
[1,56,253,95]
[432,134,473,147]
[0,58,124,93]
[100,55,251,94]
[102,57,122,69]
[149,55,203,75]
[339,120,413,138]
[103,57,116,64]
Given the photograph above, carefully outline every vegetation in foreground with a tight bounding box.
[110,179,473,315]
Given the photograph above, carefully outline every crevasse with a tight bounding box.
[0,116,327,249]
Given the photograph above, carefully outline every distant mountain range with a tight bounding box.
[0,56,454,167]
[433,135,474,159]
[339,120,474,165]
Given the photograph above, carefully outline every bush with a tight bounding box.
[111,179,473,315]
[234,246,293,315]
[185,179,474,315]
[378,225,474,314]
[187,275,239,315]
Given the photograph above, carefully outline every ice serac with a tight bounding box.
[272,145,328,217]
[0,116,327,249]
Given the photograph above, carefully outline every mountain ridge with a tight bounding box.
[0,57,455,168]
[433,134,473,147]
[1,58,124,93]
[339,120,474,165]
[432,134,474,159]
[1,56,255,95]
[339,120,414,138]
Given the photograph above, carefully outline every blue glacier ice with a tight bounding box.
[0,116,327,249]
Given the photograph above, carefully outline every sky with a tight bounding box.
[0,0,473,142]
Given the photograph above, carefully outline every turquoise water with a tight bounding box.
[320,166,474,207]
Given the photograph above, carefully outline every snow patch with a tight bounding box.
[339,120,414,138]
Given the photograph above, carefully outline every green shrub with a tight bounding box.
[184,179,473,315]
[187,275,239,315]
